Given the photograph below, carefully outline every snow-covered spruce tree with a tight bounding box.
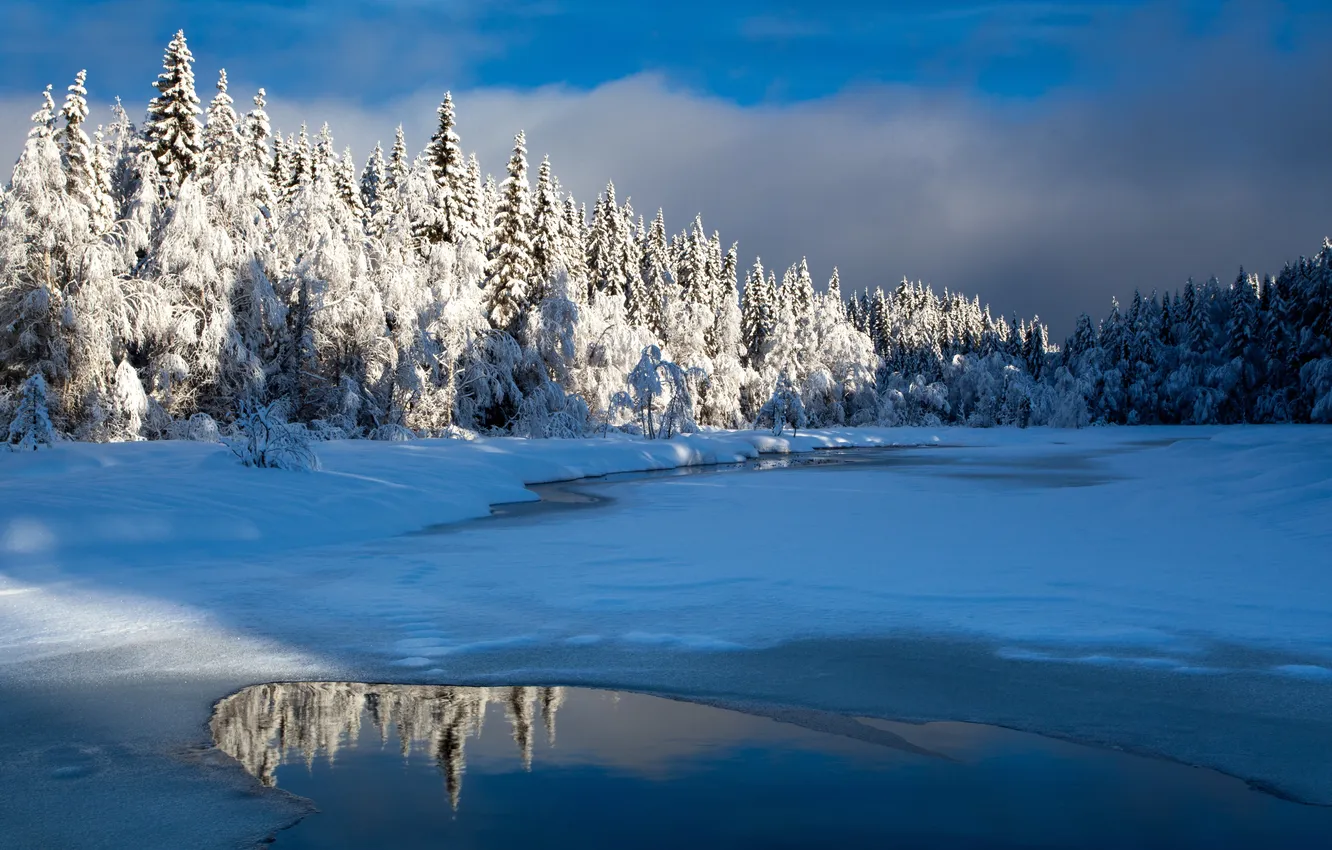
[587,182,632,301]
[200,69,241,179]
[484,132,534,338]
[631,208,670,338]
[144,30,203,193]
[6,373,57,450]
[312,124,337,185]
[422,92,471,246]
[44,74,134,437]
[529,155,566,296]
[479,173,499,238]
[243,89,272,171]
[698,241,744,427]
[360,142,386,235]
[59,70,112,232]
[86,126,118,235]
[755,371,806,436]
[285,125,314,198]
[618,204,645,313]
[466,156,489,242]
[560,195,588,292]
[335,149,363,218]
[1219,271,1262,423]
[270,131,289,196]
[740,258,770,370]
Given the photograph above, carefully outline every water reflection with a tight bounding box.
[212,682,1332,849]
[211,682,564,810]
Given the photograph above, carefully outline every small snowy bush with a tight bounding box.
[370,423,416,442]
[168,412,222,442]
[437,424,478,441]
[7,374,57,451]
[307,419,351,441]
[511,381,589,439]
[225,401,321,471]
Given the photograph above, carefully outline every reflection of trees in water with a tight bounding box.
[211,683,565,810]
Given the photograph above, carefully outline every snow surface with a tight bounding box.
[1,425,1331,846]
[3,425,1328,674]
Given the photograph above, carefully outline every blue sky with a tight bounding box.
[4,0,1301,107]
[2,1,1330,334]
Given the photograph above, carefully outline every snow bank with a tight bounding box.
[0,428,946,565]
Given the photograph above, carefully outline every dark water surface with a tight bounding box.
[212,682,1331,849]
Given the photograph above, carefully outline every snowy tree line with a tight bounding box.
[3,31,1331,449]
[212,681,565,810]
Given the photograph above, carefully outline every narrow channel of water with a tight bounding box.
[421,441,1125,535]
[212,681,1332,849]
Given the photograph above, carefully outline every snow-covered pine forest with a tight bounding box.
[3,32,1332,448]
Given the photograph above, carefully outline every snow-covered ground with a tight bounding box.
[1,426,1330,847]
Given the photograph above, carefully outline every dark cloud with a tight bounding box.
[3,1,1329,338]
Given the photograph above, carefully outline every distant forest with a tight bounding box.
[3,31,1331,449]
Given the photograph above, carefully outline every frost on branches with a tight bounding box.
[225,401,320,471]
[616,345,701,439]
[2,30,1332,454]
[756,372,807,436]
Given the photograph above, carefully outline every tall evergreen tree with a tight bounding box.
[560,195,587,293]
[424,92,468,245]
[335,149,363,217]
[360,142,385,232]
[740,258,772,369]
[464,153,486,245]
[144,30,203,191]
[826,267,842,312]
[59,71,93,204]
[529,155,564,292]
[201,69,241,170]
[58,70,115,235]
[244,89,272,170]
[633,209,670,337]
[586,182,624,298]
[484,132,534,335]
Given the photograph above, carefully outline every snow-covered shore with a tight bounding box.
[1,427,934,569]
